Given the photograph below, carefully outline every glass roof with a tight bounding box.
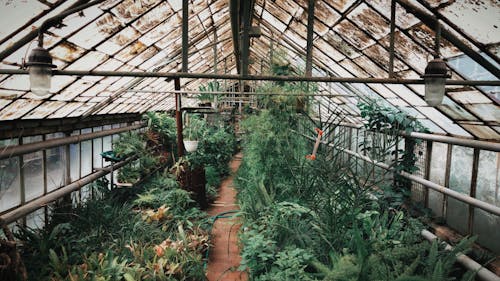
[0,0,498,140]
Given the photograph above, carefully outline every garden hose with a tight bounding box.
[203,210,240,271]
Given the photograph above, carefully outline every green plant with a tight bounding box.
[358,100,428,205]
[143,112,177,148]
[183,115,206,140]
[113,131,145,158]
[198,81,221,102]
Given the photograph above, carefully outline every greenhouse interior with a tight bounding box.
[0,0,499,280]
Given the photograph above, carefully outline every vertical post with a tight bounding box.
[42,135,48,224]
[388,0,396,78]
[182,0,189,72]
[174,78,184,157]
[19,137,26,226]
[434,21,441,58]
[213,31,218,108]
[443,144,453,218]
[468,148,480,234]
[305,0,316,77]
[241,0,251,76]
[424,140,433,208]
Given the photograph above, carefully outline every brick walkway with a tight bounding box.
[206,153,247,281]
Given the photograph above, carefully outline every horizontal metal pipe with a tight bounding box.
[0,123,144,160]
[0,69,499,86]
[127,89,355,97]
[299,132,500,216]
[0,156,135,224]
[340,146,500,216]
[421,230,500,281]
[327,123,500,152]
[400,131,500,152]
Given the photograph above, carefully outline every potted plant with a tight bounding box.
[197,81,221,107]
[183,116,205,152]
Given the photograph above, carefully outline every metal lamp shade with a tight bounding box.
[25,47,55,96]
[422,58,449,106]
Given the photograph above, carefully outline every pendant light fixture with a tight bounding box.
[422,58,450,106]
[421,21,450,106]
[25,46,55,96]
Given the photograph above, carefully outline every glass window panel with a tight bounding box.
[46,133,65,192]
[70,130,81,182]
[446,146,474,234]
[25,207,45,230]
[428,142,448,218]
[93,127,103,169]
[473,151,500,253]
[81,128,92,177]
[81,184,92,202]
[0,138,21,212]
[23,136,44,202]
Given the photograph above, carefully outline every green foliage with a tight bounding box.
[198,81,221,102]
[358,100,429,206]
[183,114,206,140]
[257,248,314,281]
[236,91,476,280]
[113,131,145,158]
[18,173,210,281]
[143,111,177,147]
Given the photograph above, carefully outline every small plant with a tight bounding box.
[183,115,206,141]
[198,81,221,104]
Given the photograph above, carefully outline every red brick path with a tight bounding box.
[206,153,248,281]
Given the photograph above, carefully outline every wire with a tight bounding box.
[203,210,240,271]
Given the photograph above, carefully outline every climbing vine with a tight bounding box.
[358,100,429,203]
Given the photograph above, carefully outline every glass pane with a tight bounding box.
[81,184,92,202]
[81,128,92,177]
[473,151,500,253]
[46,133,65,192]
[23,135,44,202]
[0,138,21,212]
[25,207,45,230]
[428,142,448,218]
[70,130,80,182]
[447,146,473,234]
[93,127,103,169]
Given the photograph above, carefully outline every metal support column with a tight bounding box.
[174,78,184,158]
[388,0,396,78]
[468,148,480,234]
[241,0,251,76]
[305,0,316,77]
[182,0,189,73]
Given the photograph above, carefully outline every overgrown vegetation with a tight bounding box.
[235,82,476,280]
[14,111,236,280]
[358,100,429,206]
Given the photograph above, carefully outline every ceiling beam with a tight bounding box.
[305,0,316,77]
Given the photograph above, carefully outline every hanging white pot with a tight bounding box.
[183,140,199,152]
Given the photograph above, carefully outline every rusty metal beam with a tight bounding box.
[241,0,252,76]
[174,78,184,157]
[388,0,396,78]
[229,0,241,74]
[1,68,499,86]
[0,123,144,160]
[305,0,316,77]
[182,0,188,72]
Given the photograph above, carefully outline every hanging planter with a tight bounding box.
[183,114,206,153]
[183,140,199,152]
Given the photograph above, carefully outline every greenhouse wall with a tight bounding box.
[0,121,142,230]
[328,124,500,254]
